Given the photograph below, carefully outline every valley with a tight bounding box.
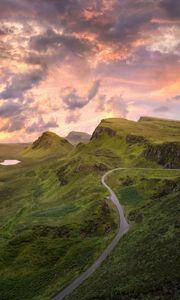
[0,117,180,300]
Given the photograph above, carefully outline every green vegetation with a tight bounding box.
[0,143,29,162]
[0,140,118,300]
[0,116,180,300]
[23,131,73,158]
[66,168,180,300]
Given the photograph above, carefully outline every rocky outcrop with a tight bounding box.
[143,142,180,168]
[126,134,147,144]
[91,126,116,140]
[93,163,109,172]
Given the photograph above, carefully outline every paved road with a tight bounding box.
[51,167,180,300]
[51,168,129,300]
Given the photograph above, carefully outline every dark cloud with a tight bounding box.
[26,117,58,133]
[160,0,180,19]
[29,29,92,54]
[88,80,100,100]
[62,80,100,110]
[62,88,86,110]
[99,12,153,45]
[0,69,45,100]
[154,105,169,112]
[0,102,22,117]
[0,115,26,132]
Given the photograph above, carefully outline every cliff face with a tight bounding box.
[143,142,180,168]
[126,134,147,144]
[91,126,116,140]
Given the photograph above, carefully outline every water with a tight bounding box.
[0,160,21,166]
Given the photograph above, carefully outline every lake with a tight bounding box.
[0,160,21,166]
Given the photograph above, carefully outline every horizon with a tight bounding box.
[0,0,180,143]
[1,114,180,144]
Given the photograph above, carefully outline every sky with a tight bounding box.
[0,0,180,142]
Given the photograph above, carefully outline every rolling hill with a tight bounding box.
[0,116,179,300]
[23,131,74,158]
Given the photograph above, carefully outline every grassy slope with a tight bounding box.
[23,132,74,158]
[66,168,180,300]
[73,117,180,171]
[0,145,118,300]
[0,143,29,162]
[0,117,180,300]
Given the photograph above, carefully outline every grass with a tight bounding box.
[0,146,118,300]
[0,116,180,300]
[66,168,180,300]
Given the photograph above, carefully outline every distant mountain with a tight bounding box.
[23,131,73,157]
[65,131,91,145]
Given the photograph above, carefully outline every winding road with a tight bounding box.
[51,168,129,300]
[51,167,180,300]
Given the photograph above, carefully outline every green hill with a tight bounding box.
[65,131,91,145]
[67,168,180,300]
[23,131,74,158]
[0,116,180,300]
[69,117,180,173]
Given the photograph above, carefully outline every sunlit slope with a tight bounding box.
[0,136,118,300]
[23,131,74,158]
[72,117,180,169]
[92,117,180,142]
[66,168,180,300]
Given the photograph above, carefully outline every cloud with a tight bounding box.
[62,88,86,110]
[106,95,129,117]
[0,115,26,132]
[0,102,22,117]
[0,0,180,140]
[0,26,14,36]
[65,111,81,123]
[172,95,180,101]
[88,80,100,100]
[153,105,169,112]
[29,29,92,54]
[62,80,100,110]
[26,117,58,133]
[96,94,129,117]
[0,70,45,100]
[160,0,180,20]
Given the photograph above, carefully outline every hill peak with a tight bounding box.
[65,131,91,145]
[32,131,66,150]
[23,131,73,157]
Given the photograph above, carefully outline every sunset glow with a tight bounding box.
[0,0,180,142]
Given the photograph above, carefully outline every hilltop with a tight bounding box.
[91,117,180,142]
[23,131,73,158]
[0,116,180,300]
[65,131,91,145]
[70,117,180,171]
